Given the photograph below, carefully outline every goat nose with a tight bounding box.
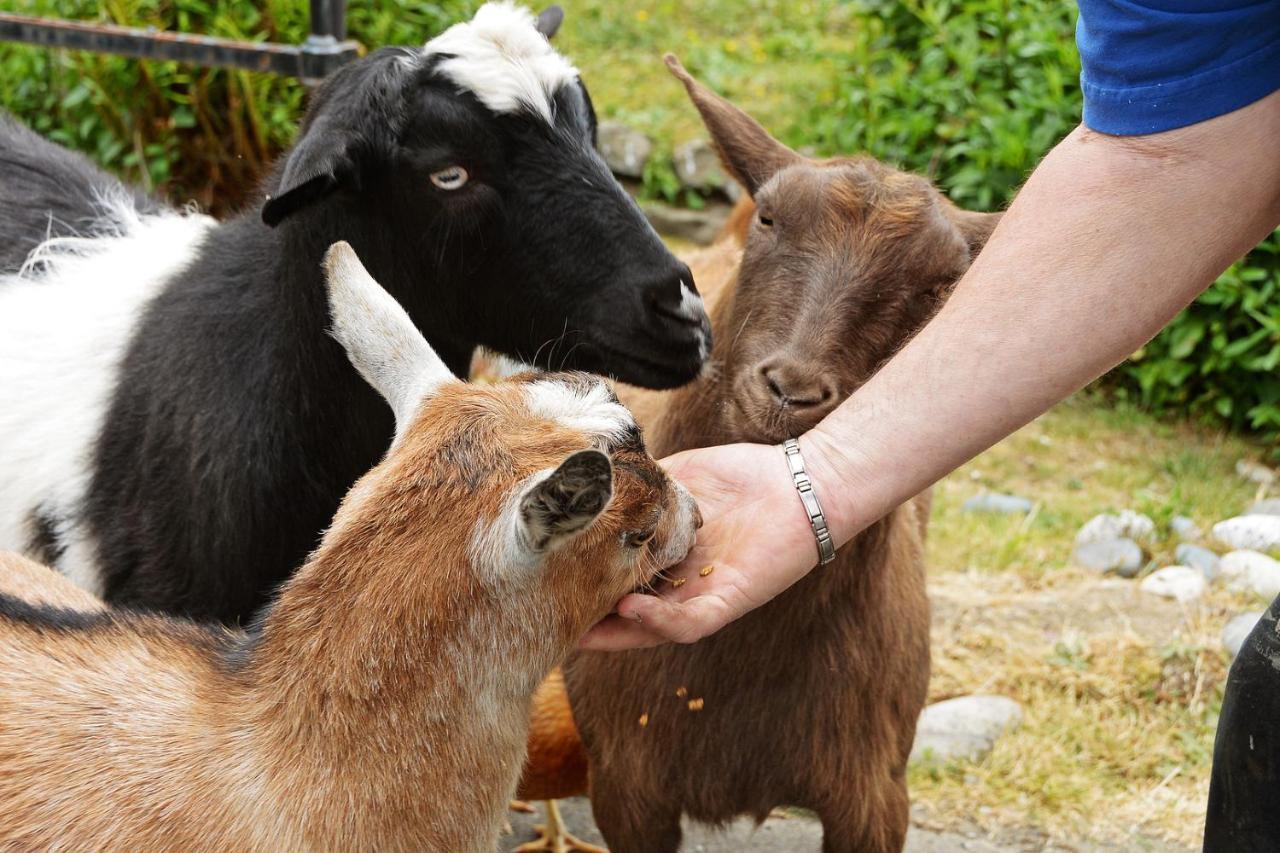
[759,361,837,410]
[647,264,704,327]
[692,503,704,530]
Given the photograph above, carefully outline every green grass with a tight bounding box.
[930,394,1270,581]
[915,393,1273,847]
[559,1,861,147]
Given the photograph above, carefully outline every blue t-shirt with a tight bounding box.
[1076,0,1280,135]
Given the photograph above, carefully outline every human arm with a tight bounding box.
[582,89,1280,651]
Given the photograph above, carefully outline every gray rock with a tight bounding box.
[641,202,729,245]
[673,137,728,192]
[1213,515,1280,552]
[1140,566,1206,603]
[1246,498,1280,517]
[1222,611,1265,659]
[1237,459,1277,485]
[1075,511,1156,547]
[1175,543,1220,580]
[910,695,1023,766]
[1073,538,1144,577]
[596,121,652,179]
[1221,550,1280,598]
[962,493,1034,515]
[1170,515,1202,542]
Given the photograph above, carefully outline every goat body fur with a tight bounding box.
[555,56,1010,852]
[0,2,707,626]
[0,245,697,851]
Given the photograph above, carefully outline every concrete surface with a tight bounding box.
[504,797,1193,851]
[505,797,1013,852]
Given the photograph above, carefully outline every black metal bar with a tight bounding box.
[309,0,347,40]
[0,12,359,83]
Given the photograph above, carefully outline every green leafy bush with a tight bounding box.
[0,0,478,210]
[1120,239,1280,459]
[800,0,1279,453]
[803,0,1082,212]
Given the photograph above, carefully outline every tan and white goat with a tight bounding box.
[0,242,699,852]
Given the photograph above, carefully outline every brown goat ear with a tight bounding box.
[519,450,613,553]
[944,204,1003,258]
[664,54,800,197]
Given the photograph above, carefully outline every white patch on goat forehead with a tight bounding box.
[423,2,578,123]
[525,379,633,444]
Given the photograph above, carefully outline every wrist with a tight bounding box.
[797,427,879,549]
[780,438,837,565]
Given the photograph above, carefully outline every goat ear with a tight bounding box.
[322,242,453,436]
[943,203,1003,259]
[261,123,360,227]
[664,54,800,197]
[262,50,409,227]
[519,450,613,553]
[535,5,565,37]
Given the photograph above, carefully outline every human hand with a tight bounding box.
[580,439,835,650]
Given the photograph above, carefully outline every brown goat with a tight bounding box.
[0,243,700,852]
[560,57,1001,853]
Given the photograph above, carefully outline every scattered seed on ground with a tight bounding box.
[688,698,704,711]
[638,712,649,727]
[675,686,688,698]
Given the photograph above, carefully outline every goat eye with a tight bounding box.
[625,529,655,548]
[429,166,469,191]
[758,213,774,227]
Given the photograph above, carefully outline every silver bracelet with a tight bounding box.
[782,438,837,565]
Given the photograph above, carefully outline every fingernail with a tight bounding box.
[629,611,643,623]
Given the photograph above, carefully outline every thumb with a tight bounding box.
[615,591,735,645]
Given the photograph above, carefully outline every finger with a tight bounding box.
[578,614,671,651]
[657,447,701,477]
[616,591,737,645]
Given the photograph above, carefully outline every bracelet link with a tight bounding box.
[781,437,838,566]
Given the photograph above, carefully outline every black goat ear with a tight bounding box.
[519,449,613,553]
[261,124,360,227]
[535,5,565,38]
[261,48,411,227]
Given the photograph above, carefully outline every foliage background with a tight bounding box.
[1,0,1276,453]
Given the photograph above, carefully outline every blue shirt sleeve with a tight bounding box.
[1076,0,1280,135]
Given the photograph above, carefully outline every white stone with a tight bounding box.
[1221,550,1280,599]
[1175,543,1220,580]
[596,121,652,179]
[1213,516,1280,552]
[673,138,728,192]
[1222,612,1265,659]
[1072,538,1144,577]
[1246,498,1280,517]
[962,493,1034,514]
[1075,511,1156,547]
[1140,566,1206,603]
[910,695,1023,766]
[1170,515,1202,542]
[1236,459,1277,485]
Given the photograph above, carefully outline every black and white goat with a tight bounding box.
[0,2,710,623]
